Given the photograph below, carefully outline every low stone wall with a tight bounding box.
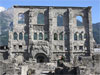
[94,54,100,75]
[0,61,14,75]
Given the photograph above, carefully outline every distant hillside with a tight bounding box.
[93,22,100,44]
[0,9,100,45]
[77,20,83,26]
[0,8,13,46]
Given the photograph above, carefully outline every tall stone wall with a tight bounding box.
[0,5,95,75]
[7,6,94,63]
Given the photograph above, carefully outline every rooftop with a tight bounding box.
[13,5,92,9]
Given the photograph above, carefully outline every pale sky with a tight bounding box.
[0,0,100,23]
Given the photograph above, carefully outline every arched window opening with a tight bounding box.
[39,33,43,40]
[64,33,67,40]
[76,16,83,26]
[59,32,63,40]
[74,33,78,40]
[79,33,83,40]
[54,33,58,40]
[19,32,23,40]
[13,32,17,40]
[18,13,25,24]
[57,15,63,26]
[34,33,37,40]
[24,33,28,41]
[44,32,48,41]
[37,13,44,24]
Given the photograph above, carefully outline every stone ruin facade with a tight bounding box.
[0,5,96,75]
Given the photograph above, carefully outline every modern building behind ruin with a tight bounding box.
[0,5,95,75]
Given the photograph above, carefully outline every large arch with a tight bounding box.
[35,53,49,63]
[37,13,45,24]
[57,15,63,26]
[76,16,83,26]
[18,13,25,24]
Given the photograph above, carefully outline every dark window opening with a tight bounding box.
[39,33,43,40]
[74,33,78,40]
[19,45,22,49]
[59,32,63,40]
[19,32,23,40]
[0,46,8,50]
[13,32,17,40]
[34,33,37,40]
[78,56,82,61]
[79,33,83,40]
[54,33,58,40]
[74,46,77,50]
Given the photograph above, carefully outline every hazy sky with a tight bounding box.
[0,0,100,23]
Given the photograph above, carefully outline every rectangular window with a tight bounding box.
[74,46,77,50]
[19,45,22,49]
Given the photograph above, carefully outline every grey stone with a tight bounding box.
[0,5,97,75]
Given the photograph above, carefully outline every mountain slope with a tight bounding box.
[0,8,13,46]
[93,22,100,44]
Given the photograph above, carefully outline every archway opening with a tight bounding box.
[35,53,49,63]
[37,56,45,63]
